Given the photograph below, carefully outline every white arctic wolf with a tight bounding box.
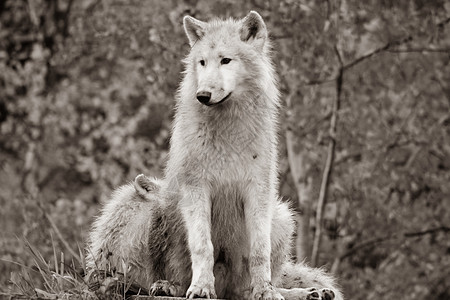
[87,11,343,300]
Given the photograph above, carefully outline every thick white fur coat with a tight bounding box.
[87,11,343,300]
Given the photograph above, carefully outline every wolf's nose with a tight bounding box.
[197,91,211,104]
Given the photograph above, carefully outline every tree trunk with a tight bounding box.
[285,91,314,263]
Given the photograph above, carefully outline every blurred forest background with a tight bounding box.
[1,0,449,299]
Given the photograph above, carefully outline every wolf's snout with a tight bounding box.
[197,91,211,104]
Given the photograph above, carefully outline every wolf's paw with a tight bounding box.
[252,284,284,300]
[305,288,335,300]
[149,280,180,296]
[186,283,217,299]
[321,289,335,300]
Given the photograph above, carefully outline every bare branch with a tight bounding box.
[342,15,449,69]
[339,226,450,261]
[300,77,337,87]
[387,48,450,53]
[333,45,343,67]
[299,15,449,87]
[334,151,362,166]
[344,36,412,70]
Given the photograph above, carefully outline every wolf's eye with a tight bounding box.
[221,58,232,65]
[199,60,205,66]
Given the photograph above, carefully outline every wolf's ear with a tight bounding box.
[134,174,159,199]
[240,11,267,50]
[183,16,206,47]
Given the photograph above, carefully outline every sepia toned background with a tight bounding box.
[0,0,449,299]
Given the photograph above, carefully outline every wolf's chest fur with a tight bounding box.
[177,102,275,181]
[197,125,261,176]
[168,102,275,241]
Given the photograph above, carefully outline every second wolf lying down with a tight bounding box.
[87,174,342,300]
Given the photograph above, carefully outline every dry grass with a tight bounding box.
[1,236,149,300]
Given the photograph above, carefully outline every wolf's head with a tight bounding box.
[182,11,272,107]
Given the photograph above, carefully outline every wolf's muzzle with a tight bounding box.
[197,91,212,104]
[198,92,232,107]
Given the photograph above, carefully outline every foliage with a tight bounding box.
[1,0,449,299]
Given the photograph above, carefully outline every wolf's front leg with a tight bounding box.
[180,184,216,299]
[245,185,284,300]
